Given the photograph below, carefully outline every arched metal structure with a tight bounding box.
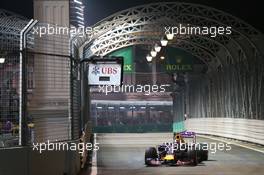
[72,2,264,126]
[72,2,264,70]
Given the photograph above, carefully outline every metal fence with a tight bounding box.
[0,15,82,147]
[0,51,20,147]
[0,10,29,147]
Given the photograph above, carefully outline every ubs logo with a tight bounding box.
[92,66,100,75]
[101,67,118,74]
[91,65,118,75]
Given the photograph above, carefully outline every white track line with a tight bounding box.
[91,133,97,175]
[199,135,264,154]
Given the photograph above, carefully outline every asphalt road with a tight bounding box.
[89,133,264,175]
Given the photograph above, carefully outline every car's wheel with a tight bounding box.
[197,151,203,163]
[198,143,209,161]
[201,151,208,161]
[145,147,158,166]
[187,150,198,166]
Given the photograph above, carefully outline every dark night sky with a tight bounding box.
[1,0,264,32]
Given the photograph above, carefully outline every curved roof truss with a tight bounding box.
[71,2,264,70]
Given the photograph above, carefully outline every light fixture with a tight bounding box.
[166,33,174,40]
[150,50,157,57]
[160,56,165,60]
[154,44,161,52]
[74,0,83,5]
[76,16,84,20]
[0,58,5,64]
[91,47,96,53]
[76,12,84,16]
[146,55,152,62]
[75,6,84,11]
[172,73,178,82]
[160,38,168,46]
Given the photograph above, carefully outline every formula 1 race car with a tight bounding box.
[145,131,208,166]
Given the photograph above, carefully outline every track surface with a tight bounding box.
[93,133,264,175]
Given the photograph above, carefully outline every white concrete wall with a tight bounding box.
[185,118,264,145]
[29,0,71,142]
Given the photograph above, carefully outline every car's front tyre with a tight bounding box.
[145,147,158,166]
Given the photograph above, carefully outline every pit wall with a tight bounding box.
[185,118,264,145]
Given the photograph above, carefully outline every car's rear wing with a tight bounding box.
[180,131,196,138]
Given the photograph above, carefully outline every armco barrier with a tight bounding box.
[185,118,264,145]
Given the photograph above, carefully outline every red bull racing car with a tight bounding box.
[145,131,208,166]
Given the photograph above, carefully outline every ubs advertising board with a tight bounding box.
[88,58,123,86]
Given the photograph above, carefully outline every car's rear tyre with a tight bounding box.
[201,151,208,161]
[199,143,209,161]
[187,150,198,166]
[145,147,158,166]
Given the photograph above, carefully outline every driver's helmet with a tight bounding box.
[174,133,185,143]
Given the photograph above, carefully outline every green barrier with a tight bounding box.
[108,46,133,73]
[93,123,172,133]
[172,121,185,133]
[162,47,204,73]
